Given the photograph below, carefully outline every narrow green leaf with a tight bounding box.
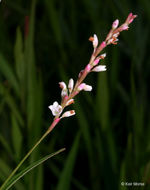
[0,54,19,95]
[14,27,25,84]
[3,148,65,190]
[56,134,80,190]
[0,134,12,155]
[11,114,23,161]
[0,84,24,126]
[0,159,25,190]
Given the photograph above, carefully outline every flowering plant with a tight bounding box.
[0,13,137,190]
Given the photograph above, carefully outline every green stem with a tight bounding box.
[0,120,56,190]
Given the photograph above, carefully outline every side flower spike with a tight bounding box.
[68,78,74,93]
[49,101,62,116]
[59,82,68,98]
[60,110,75,119]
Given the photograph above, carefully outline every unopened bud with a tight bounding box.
[61,110,75,118]
[92,65,106,72]
[112,19,119,29]
[68,78,74,93]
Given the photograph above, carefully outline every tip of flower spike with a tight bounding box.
[126,13,137,24]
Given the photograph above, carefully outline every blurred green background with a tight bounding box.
[0,0,150,189]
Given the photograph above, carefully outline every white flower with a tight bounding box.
[60,110,75,119]
[92,65,107,72]
[48,101,62,116]
[68,78,74,93]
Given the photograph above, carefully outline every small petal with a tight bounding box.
[68,78,74,93]
[66,99,74,106]
[92,65,107,72]
[100,53,106,59]
[61,110,75,118]
[112,19,119,29]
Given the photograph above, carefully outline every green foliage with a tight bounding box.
[0,0,150,189]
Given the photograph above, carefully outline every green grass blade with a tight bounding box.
[56,133,80,190]
[11,114,23,161]
[3,148,65,190]
[14,27,25,85]
[0,54,19,95]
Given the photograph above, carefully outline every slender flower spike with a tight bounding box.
[112,19,119,29]
[60,110,75,119]
[68,78,74,93]
[92,65,107,72]
[49,101,62,116]
[59,82,68,98]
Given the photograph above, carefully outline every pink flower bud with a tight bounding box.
[126,13,137,24]
[112,19,119,29]
[59,82,66,89]
[120,24,129,31]
[68,78,74,93]
[92,65,107,72]
[61,110,75,118]
[83,84,92,91]
[89,34,98,49]
[93,34,98,48]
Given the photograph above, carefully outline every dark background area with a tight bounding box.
[0,0,150,189]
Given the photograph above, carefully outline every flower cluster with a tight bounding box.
[49,13,137,123]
